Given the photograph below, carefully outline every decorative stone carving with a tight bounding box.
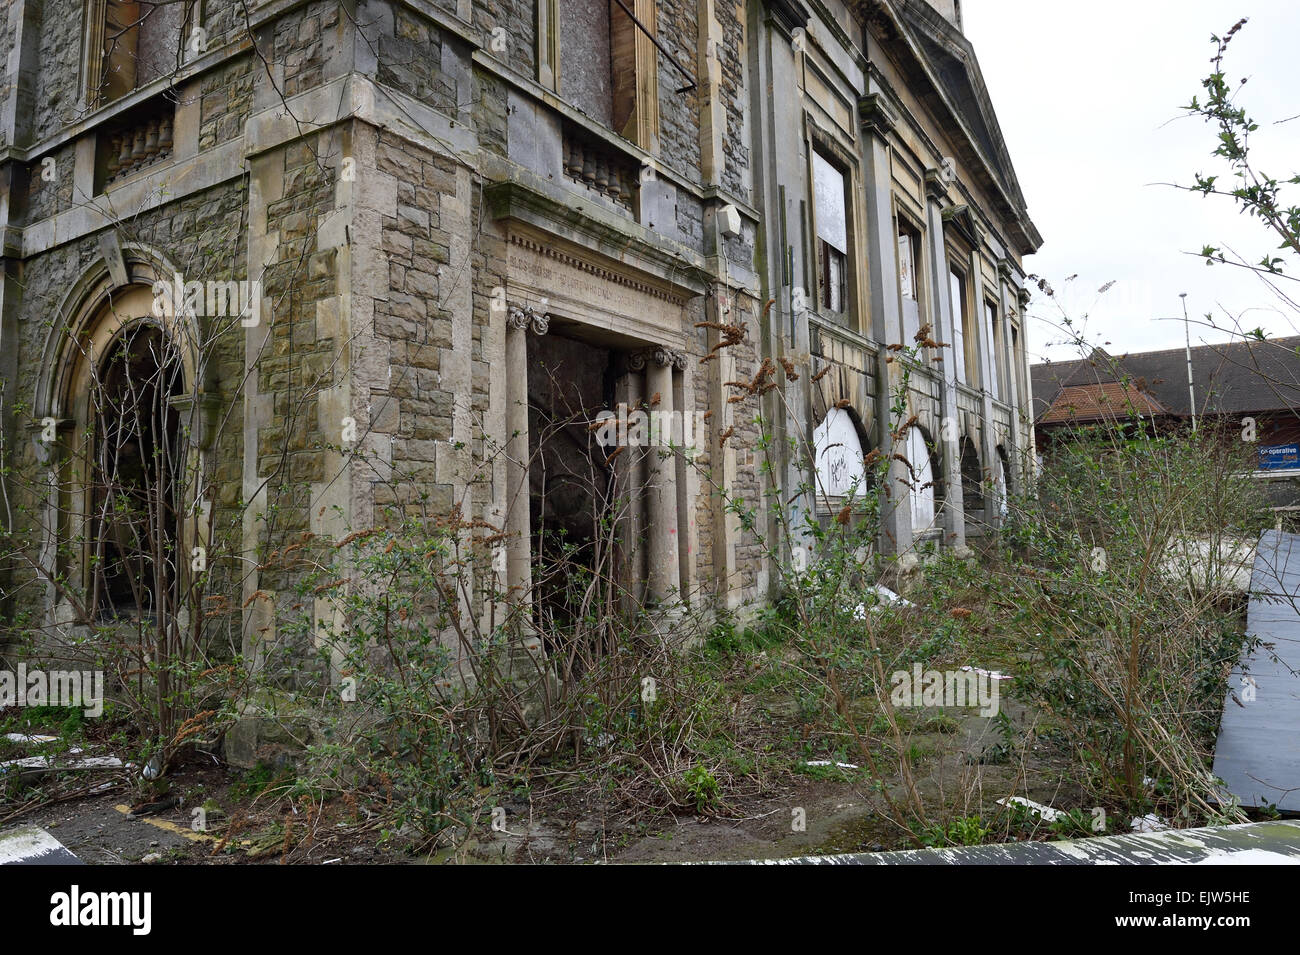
[627,346,687,374]
[651,346,687,369]
[507,304,550,335]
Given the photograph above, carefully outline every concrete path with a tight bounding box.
[0,826,82,865]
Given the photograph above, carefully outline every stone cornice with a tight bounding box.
[506,233,687,307]
[923,167,949,202]
[488,179,710,300]
[857,92,901,139]
[768,0,813,35]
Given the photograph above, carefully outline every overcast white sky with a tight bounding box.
[962,0,1300,365]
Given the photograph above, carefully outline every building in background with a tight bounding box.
[1032,339,1300,510]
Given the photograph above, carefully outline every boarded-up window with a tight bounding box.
[813,408,868,506]
[610,2,638,136]
[560,0,613,126]
[905,426,936,533]
[985,299,1002,400]
[898,220,922,343]
[813,150,847,315]
[949,267,977,386]
[96,0,184,104]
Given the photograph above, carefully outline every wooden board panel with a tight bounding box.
[1212,529,1300,811]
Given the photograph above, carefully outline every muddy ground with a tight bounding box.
[2,694,1087,864]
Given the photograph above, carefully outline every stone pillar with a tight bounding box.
[1017,285,1036,489]
[859,92,912,558]
[505,304,549,601]
[644,346,681,604]
[969,249,999,531]
[925,169,967,554]
[616,358,648,610]
[671,348,692,602]
[997,263,1016,497]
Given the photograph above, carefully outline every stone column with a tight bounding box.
[859,92,913,558]
[1017,285,1036,490]
[616,357,648,610]
[644,346,681,604]
[925,168,967,553]
[969,249,999,531]
[505,304,549,601]
[671,348,692,602]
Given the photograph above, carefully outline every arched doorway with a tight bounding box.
[45,278,196,623]
[90,322,185,618]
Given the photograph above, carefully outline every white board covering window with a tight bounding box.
[899,227,920,343]
[813,151,847,314]
[813,408,867,507]
[813,152,847,254]
[993,451,1009,519]
[949,269,966,385]
[905,426,935,533]
[898,233,916,300]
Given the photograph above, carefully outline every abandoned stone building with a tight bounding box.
[0,0,1040,670]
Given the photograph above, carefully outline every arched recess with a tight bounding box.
[992,444,1010,521]
[903,424,942,536]
[959,434,984,517]
[812,405,874,514]
[37,250,208,622]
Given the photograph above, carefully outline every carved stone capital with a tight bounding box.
[507,304,549,335]
[629,346,687,373]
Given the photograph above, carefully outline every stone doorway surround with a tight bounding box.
[498,224,704,614]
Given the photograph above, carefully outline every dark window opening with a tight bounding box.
[90,324,184,620]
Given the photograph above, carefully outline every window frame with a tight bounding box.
[896,210,926,347]
[808,137,857,328]
[553,0,660,150]
[83,0,199,108]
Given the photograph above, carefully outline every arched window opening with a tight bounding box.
[905,426,938,534]
[993,445,1010,520]
[89,323,185,620]
[959,434,984,516]
[813,406,872,511]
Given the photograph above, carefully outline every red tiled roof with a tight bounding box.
[1039,381,1168,424]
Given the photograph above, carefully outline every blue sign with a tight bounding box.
[1258,444,1300,471]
